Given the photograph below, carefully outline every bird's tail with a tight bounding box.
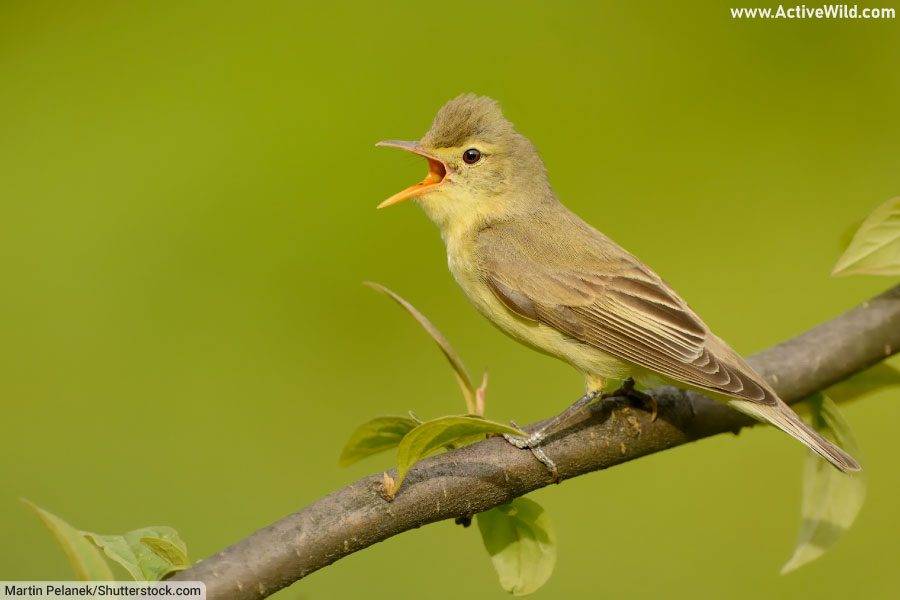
[728,399,861,473]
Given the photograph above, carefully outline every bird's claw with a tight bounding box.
[603,378,658,421]
[503,422,560,483]
[503,421,543,448]
[531,446,560,483]
[502,432,530,449]
[627,388,658,421]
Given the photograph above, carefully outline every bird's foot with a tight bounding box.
[503,422,560,483]
[501,389,603,483]
[502,424,544,449]
[628,388,658,421]
[603,378,658,421]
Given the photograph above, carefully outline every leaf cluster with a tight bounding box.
[340,283,554,593]
[23,500,189,582]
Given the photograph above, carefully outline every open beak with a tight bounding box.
[375,140,447,208]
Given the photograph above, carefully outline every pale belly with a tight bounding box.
[446,245,634,384]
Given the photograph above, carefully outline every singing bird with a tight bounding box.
[376,94,860,476]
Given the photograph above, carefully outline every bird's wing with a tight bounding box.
[477,228,776,405]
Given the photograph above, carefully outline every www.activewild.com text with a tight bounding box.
[731,4,896,19]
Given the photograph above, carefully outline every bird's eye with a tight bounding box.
[462,148,481,164]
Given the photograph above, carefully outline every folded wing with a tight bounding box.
[478,229,776,405]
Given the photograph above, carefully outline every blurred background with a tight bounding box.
[2,1,898,598]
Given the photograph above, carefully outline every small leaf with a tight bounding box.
[140,536,189,573]
[82,533,143,580]
[782,394,866,574]
[365,282,478,413]
[339,415,418,467]
[395,415,524,490]
[476,498,557,596]
[838,219,864,252]
[22,500,115,581]
[85,526,189,581]
[832,197,900,276]
[827,361,900,404]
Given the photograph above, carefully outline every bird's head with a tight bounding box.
[377,94,551,230]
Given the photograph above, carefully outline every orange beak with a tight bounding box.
[375,140,447,209]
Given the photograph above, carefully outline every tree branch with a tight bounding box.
[174,285,900,599]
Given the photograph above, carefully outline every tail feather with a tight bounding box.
[728,399,861,473]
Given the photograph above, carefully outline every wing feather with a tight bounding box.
[477,227,775,405]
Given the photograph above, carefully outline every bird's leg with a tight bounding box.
[503,377,659,480]
[607,377,658,421]
[505,390,601,448]
[503,389,602,481]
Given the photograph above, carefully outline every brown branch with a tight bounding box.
[173,285,900,599]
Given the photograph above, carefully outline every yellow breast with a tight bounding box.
[444,230,632,382]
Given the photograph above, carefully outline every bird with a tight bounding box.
[375,93,860,476]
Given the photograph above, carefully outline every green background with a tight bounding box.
[2,1,898,598]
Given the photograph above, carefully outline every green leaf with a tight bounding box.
[339,415,418,467]
[394,415,524,490]
[365,282,479,414]
[84,526,189,581]
[838,219,864,252]
[827,361,900,403]
[22,499,115,581]
[782,394,866,574]
[476,498,557,596]
[82,533,142,580]
[140,536,190,573]
[832,197,900,276]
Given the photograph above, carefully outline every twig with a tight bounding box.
[173,285,900,599]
